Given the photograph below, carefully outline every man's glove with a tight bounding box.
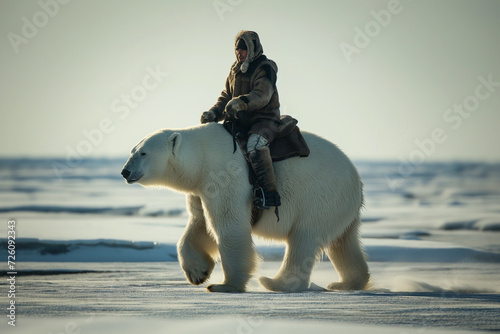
[225,98,247,119]
[200,110,217,124]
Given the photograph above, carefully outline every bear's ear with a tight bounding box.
[168,132,182,156]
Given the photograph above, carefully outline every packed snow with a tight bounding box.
[1,158,499,332]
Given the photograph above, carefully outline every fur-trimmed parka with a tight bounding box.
[209,31,280,142]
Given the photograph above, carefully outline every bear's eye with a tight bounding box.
[140,152,146,156]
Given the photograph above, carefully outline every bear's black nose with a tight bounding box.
[121,169,131,179]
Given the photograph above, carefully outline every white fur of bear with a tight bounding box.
[122,123,370,293]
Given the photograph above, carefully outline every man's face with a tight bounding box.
[236,48,247,62]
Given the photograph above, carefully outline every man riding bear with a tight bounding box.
[201,30,281,211]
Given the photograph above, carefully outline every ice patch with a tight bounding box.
[0,238,178,262]
[441,218,500,231]
[0,204,184,216]
[365,239,500,263]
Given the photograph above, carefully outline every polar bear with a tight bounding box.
[121,123,370,293]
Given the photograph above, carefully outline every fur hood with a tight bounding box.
[233,30,263,74]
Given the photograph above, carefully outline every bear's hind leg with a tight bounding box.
[325,217,370,291]
[259,235,320,292]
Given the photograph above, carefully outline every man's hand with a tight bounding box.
[200,110,216,124]
[225,98,247,119]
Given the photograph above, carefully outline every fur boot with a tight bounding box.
[247,146,281,209]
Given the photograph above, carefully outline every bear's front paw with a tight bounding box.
[181,254,215,286]
[185,268,212,285]
[206,284,244,293]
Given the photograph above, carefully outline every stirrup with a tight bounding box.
[253,187,281,210]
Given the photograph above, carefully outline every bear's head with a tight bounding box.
[121,130,181,187]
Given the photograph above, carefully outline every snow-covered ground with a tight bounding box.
[1,158,499,332]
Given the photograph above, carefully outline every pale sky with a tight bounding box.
[1,0,499,161]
